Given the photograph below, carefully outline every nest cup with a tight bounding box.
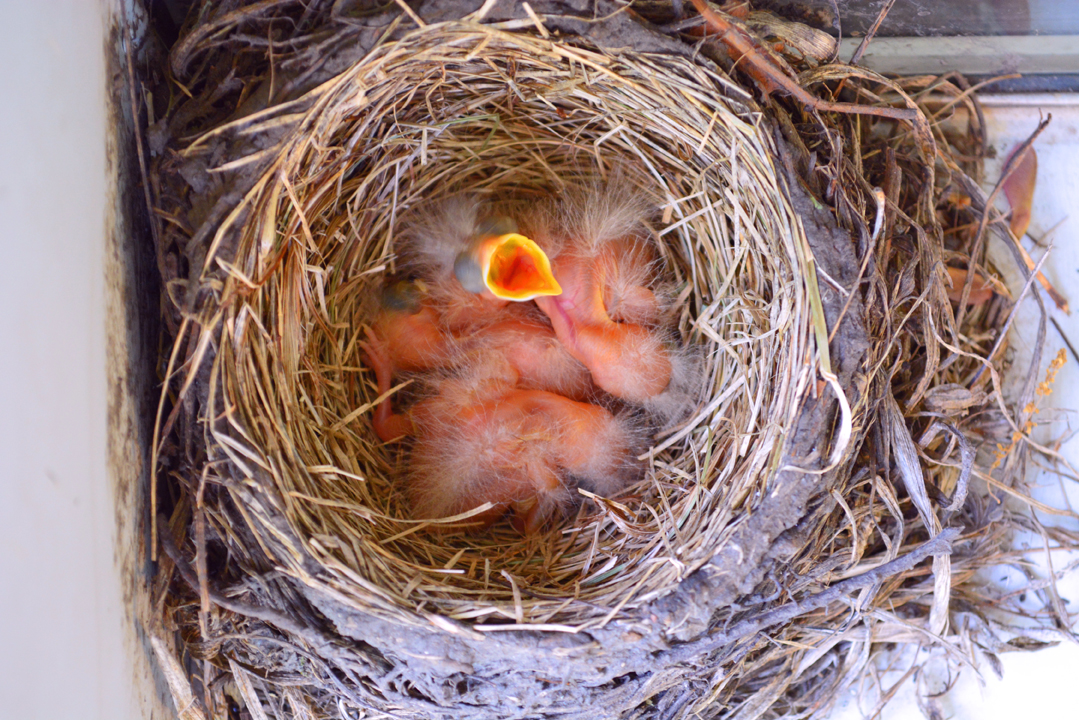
[161,19,884,717]
[221,24,814,621]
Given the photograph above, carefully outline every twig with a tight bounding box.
[850,0,897,65]
[827,188,883,345]
[393,0,425,27]
[1051,317,1079,366]
[956,116,1058,326]
[930,421,975,513]
[666,528,962,662]
[688,0,932,156]
[968,239,1052,386]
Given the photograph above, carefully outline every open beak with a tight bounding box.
[455,232,562,301]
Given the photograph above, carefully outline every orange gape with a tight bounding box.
[479,233,562,300]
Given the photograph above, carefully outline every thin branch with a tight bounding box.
[1051,317,1079,366]
[956,116,1057,326]
[666,528,962,663]
[689,0,933,158]
[850,0,897,66]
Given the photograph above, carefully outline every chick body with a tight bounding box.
[368,280,454,377]
[365,289,592,424]
[365,336,638,532]
[537,245,671,404]
[409,379,641,533]
[360,188,691,533]
[466,311,594,401]
[529,186,675,405]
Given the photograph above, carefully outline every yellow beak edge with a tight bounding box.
[475,233,562,301]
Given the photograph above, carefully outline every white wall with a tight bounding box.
[0,2,136,718]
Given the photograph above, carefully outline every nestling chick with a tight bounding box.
[536,241,672,404]
[529,178,702,423]
[529,182,673,405]
[467,311,595,401]
[409,378,643,533]
[365,279,592,407]
[367,279,454,376]
[399,198,561,332]
[363,340,641,532]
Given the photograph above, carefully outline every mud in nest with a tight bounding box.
[144,2,1073,719]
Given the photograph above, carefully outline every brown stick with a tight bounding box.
[850,0,898,65]
[666,527,962,663]
[688,0,931,153]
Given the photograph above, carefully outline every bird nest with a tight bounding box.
[145,3,1063,719]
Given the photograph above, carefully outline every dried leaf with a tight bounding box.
[1006,637,1060,651]
[1002,144,1037,239]
[945,266,995,306]
[924,383,987,414]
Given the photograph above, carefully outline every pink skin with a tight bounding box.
[356,232,652,532]
[408,386,631,533]
[370,303,452,375]
[361,335,627,533]
[471,315,594,401]
[411,388,563,533]
[535,246,672,404]
[360,329,418,442]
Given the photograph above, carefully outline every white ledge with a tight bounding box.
[838,35,1079,76]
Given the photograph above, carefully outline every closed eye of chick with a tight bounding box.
[367,279,455,377]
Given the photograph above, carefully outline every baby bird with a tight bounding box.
[536,240,672,405]
[364,277,593,409]
[399,198,562,333]
[530,183,675,406]
[367,279,453,376]
[363,339,640,532]
[362,197,581,424]
[465,311,595,401]
[409,383,642,533]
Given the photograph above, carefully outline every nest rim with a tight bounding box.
[196,20,833,630]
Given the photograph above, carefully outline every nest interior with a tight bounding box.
[144,3,1073,719]
[229,26,818,617]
